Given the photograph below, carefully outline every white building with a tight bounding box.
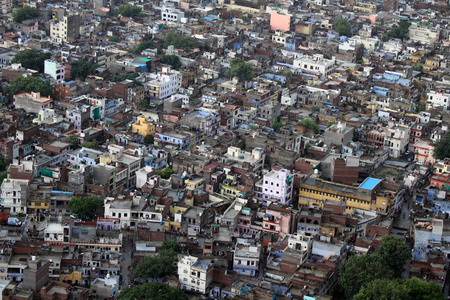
[233,243,261,276]
[44,59,65,84]
[384,123,411,158]
[255,169,293,206]
[44,223,70,243]
[280,88,298,106]
[293,54,335,79]
[178,256,213,294]
[0,178,29,213]
[350,36,380,53]
[135,166,155,188]
[223,147,265,174]
[427,91,449,110]
[409,22,440,45]
[286,232,313,264]
[161,5,184,22]
[49,14,80,44]
[413,140,435,165]
[147,67,178,103]
[271,30,292,46]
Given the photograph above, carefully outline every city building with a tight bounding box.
[178,256,213,294]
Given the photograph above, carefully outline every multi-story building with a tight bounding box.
[413,141,435,165]
[161,5,184,22]
[324,122,354,147]
[14,92,53,114]
[147,67,178,104]
[44,59,65,84]
[154,131,190,150]
[427,91,449,110]
[222,147,265,175]
[132,115,155,137]
[50,14,80,44]
[0,178,29,214]
[384,123,411,158]
[178,256,213,294]
[293,54,335,79]
[0,137,19,163]
[255,169,293,206]
[409,22,440,45]
[233,243,261,276]
[179,109,221,137]
[262,205,292,237]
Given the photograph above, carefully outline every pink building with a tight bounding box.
[270,10,291,32]
[255,168,293,206]
[262,205,292,238]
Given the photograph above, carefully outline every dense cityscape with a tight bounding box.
[0,0,448,299]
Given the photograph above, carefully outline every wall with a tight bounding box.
[270,10,290,32]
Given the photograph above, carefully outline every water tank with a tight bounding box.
[314,169,319,174]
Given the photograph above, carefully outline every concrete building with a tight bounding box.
[321,154,359,185]
[178,256,214,294]
[22,256,50,293]
[132,115,155,137]
[413,141,435,165]
[255,169,293,206]
[161,5,184,22]
[90,275,119,299]
[32,108,64,125]
[0,178,29,214]
[324,122,354,147]
[293,54,335,79]
[233,243,261,276]
[223,146,265,175]
[179,109,221,137]
[147,67,178,104]
[14,92,53,114]
[270,10,291,32]
[427,91,449,110]
[384,123,411,158]
[50,14,80,44]
[44,59,65,84]
[409,22,440,45]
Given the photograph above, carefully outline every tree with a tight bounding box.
[333,18,351,37]
[355,279,410,300]
[81,141,96,149]
[161,241,181,254]
[132,253,177,280]
[109,36,120,42]
[272,122,283,131]
[327,121,336,128]
[0,156,6,172]
[12,49,51,73]
[115,4,142,17]
[67,196,103,218]
[118,282,187,300]
[375,235,410,277]
[386,19,410,41]
[338,254,394,298]
[134,41,158,54]
[0,171,7,185]
[13,6,38,23]
[143,135,154,145]
[157,168,176,179]
[6,76,54,98]
[299,118,320,134]
[225,57,253,81]
[163,31,197,50]
[68,135,79,149]
[404,277,444,300]
[240,15,250,22]
[413,64,424,72]
[70,60,96,80]
[433,132,450,160]
[139,99,150,109]
[161,55,181,70]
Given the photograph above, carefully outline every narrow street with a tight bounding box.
[120,232,134,291]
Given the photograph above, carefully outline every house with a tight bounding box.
[14,92,53,114]
[255,169,293,207]
[178,256,213,294]
[233,242,261,276]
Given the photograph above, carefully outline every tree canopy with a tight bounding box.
[272,122,283,131]
[225,57,253,81]
[433,132,450,160]
[68,135,79,149]
[163,31,197,50]
[134,41,158,54]
[12,49,51,73]
[299,118,320,134]
[139,99,150,109]
[376,235,410,277]
[6,76,54,98]
[70,60,96,80]
[67,196,103,218]
[386,19,410,41]
[132,251,177,280]
[355,278,444,300]
[109,36,120,42]
[118,282,187,300]
[157,168,176,179]
[161,55,181,70]
[115,4,142,17]
[144,135,154,145]
[161,241,181,254]
[333,18,351,37]
[13,6,38,23]
[81,141,96,149]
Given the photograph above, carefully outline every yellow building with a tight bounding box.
[131,115,155,137]
[299,174,392,215]
[353,2,377,14]
[165,204,189,232]
[423,57,441,71]
[27,198,49,213]
[60,270,82,284]
[185,176,205,191]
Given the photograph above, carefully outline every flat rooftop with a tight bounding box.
[358,178,382,190]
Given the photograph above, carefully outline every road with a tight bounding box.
[120,232,134,290]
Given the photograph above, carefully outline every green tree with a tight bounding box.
[0,171,7,185]
[115,4,142,17]
[13,6,38,23]
[143,135,154,145]
[6,76,54,98]
[118,282,187,300]
[132,253,177,280]
[240,15,250,22]
[386,19,410,41]
[338,254,394,298]
[161,241,181,254]
[272,121,282,131]
[134,41,158,54]
[333,18,351,36]
[81,141,96,149]
[67,196,103,218]
[12,49,51,73]
[404,277,444,300]
[163,31,197,50]
[0,156,7,172]
[139,99,150,109]
[157,168,176,179]
[327,121,336,128]
[375,235,410,277]
[299,118,320,134]
[355,279,409,300]
[225,57,253,81]
[433,132,450,160]
[68,135,79,149]
[109,36,120,42]
[161,55,181,70]
[413,64,424,72]
[70,60,96,80]
[114,73,137,82]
